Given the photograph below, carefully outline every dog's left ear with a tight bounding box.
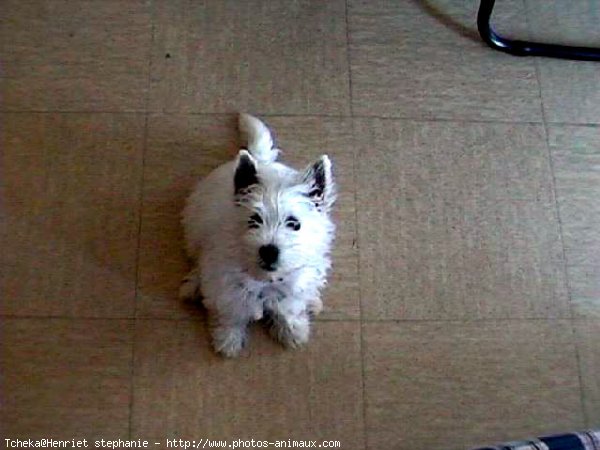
[302,155,336,211]
[234,149,259,196]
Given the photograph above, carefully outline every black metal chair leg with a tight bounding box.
[477,0,600,61]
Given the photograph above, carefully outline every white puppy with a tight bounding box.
[180,114,336,357]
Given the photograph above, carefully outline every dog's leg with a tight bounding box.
[178,266,202,301]
[211,320,248,358]
[306,295,323,318]
[265,305,310,349]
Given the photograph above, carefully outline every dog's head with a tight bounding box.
[233,150,336,280]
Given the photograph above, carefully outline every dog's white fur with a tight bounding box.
[180,114,336,357]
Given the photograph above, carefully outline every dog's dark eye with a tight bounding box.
[285,216,301,231]
[248,213,262,229]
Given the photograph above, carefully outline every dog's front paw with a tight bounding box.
[178,269,201,301]
[269,313,310,349]
[307,296,323,318]
[212,325,247,358]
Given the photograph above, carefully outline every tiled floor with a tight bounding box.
[2,1,599,449]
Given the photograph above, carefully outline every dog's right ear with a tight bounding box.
[301,155,336,211]
[234,149,259,196]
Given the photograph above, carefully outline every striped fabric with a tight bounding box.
[472,429,600,450]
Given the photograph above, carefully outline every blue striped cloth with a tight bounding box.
[472,429,600,450]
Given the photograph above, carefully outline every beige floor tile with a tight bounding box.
[574,320,600,427]
[137,115,358,320]
[524,0,600,124]
[0,0,151,111]
[2,113,144,317]
[356,119,568,320]
[348,0,542,121]
[549,126,600,317]
[132,319,364,447]
[363,321,584,450]
[149,0,350,114]
[1,318,133,439]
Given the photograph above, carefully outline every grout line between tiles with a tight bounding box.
[537,84,574,321]
[129,15,156,426]
[127,112,148,439]
[360,317,577,323]
[140,114,549,126]
[545,122,600,128]
[3,109,599,128]
[0,315,581,322]
[571,323,589,426]
[344,0,354,117]
[144,0,157,113]
[0,315,138,321]
[127,319,137,439]
[541,117,588,428]
[349,118,368,450]
[0,110,150,115]
[347,115,545,125]
[531,26,588,423]
[129,0,156,435]
[2,112,599,128]
[525,8,573,321]
[0,109,574,125]
[521,0,548,126]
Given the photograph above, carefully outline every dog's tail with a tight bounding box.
[238,113,278,164]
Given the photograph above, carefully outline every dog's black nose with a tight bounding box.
[259,244,279,270]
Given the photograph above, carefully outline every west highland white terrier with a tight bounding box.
[180,114,336,357]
